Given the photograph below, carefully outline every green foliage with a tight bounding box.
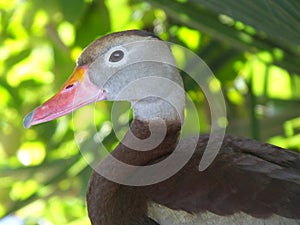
[0,0,299,224]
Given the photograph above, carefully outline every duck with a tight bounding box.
[24,30,300,225]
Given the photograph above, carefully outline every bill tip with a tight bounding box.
[23,110,35,129]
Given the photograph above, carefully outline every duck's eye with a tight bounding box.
[109,50,124,62]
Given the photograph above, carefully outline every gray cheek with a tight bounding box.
[102,70,132,100]
[102,63,152,101]
[88,60,118,88]
[103,62,183,102]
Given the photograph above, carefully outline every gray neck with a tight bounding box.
[132,96,184,122]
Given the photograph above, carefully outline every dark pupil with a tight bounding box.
[109,50,124,62]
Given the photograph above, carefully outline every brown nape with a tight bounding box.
[87,118,300,225]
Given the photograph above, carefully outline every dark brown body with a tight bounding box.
[87,119,300,225]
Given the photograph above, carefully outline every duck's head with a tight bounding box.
[24,30,185,128]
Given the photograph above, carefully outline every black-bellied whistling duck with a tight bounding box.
[24,30,300,225]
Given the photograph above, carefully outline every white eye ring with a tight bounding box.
[105,46,127,67]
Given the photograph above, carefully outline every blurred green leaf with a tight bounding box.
[75,0,110,47]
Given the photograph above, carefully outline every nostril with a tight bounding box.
[65,84,74,89]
